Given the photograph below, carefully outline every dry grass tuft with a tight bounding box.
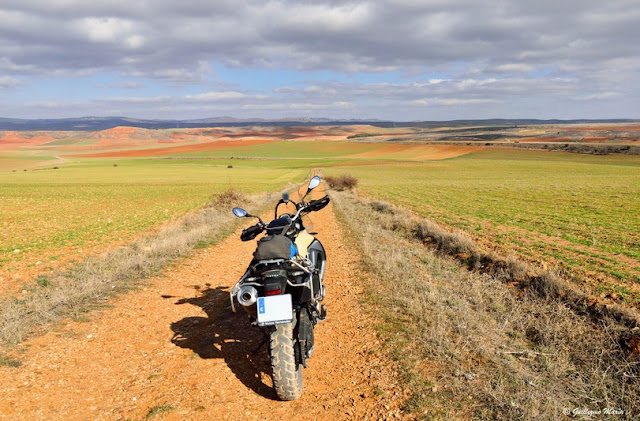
[324,174,358,191]
[209,189,246,207]
[370,200,395,214]
[332,190,640,419]
[412,219,474,256]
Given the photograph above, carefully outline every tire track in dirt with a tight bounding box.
[0,196,405,420]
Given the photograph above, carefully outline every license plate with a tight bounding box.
[257,294,293,326]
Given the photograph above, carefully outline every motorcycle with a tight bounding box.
[229,176,330,400]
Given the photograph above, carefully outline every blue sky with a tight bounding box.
[1,0,639,121]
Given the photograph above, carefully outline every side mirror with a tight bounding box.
[282,193,290,203]
[232,207,248,218]
[308,176,320,191]
[302,176,321,200]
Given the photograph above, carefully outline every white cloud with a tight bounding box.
[0,0,639,118]
[187,91,248,101]
[241,103,287,110]
[124,35,146,49]
[333,101,353,109]
[456,78,498,90]
[411,98,498,106]
[494,64,534,73]
[98,81,142,90]
[0,57,35,73]
[100,96,172,104]
[574,92,621,101]
[3,0,637,77]
[76,17,136,43]
[0,76,23,88]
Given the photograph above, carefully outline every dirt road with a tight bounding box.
[0,199,404,420]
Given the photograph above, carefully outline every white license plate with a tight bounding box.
[257,294,293,326]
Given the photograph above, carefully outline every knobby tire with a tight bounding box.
[269,321,303,400]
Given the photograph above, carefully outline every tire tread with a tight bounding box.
[269,322,303,400]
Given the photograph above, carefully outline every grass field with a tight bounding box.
[2,128,639,305]
[164,140,640,303]
[2,126,639,419]
[171,140,477,162]
[137,140,383,159]
[324,149,640,304]
[0,152,60,171]
[331,190,640,419]
[0,157,307,296]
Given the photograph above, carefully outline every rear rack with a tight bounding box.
[230,257,317,311]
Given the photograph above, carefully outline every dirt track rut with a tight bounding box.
[0,198,404,420]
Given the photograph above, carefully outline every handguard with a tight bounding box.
[308,195,330,212]
[241,224,264,241]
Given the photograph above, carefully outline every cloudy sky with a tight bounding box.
[1,0,639,121]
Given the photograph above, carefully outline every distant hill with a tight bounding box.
[0,116,388,131]
[376,118,640,128]
[0,116,638,131]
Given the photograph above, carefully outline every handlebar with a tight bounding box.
[308,195,330,212]
[241,194,330,241]
[240,223,265,241]
[276,194,330,218]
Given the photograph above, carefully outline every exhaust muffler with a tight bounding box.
[237,285,258,307]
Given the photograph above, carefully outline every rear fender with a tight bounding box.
[294,307,315,366]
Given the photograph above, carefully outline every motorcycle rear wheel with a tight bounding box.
[269,321,303,400]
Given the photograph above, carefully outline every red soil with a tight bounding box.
[99,126,139,136]
[348,144,481,160]
[68,139,279,158]
[62,127,344,155]
[93,127,184,148]
[0,132,55,150]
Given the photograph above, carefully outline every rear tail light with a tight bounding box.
[265,288,281,296]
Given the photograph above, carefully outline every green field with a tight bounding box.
[0,157,308,292]
[0,151,59,171]
[324,149,640,303]
[175,140,384,159]
[2,134,639,304]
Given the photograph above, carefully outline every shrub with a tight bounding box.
[347,133,377,139]
[209,189,245,207]
[370,201,394,214]
[325,174,358,191]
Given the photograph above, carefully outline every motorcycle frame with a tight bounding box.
[229,256,316,314]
